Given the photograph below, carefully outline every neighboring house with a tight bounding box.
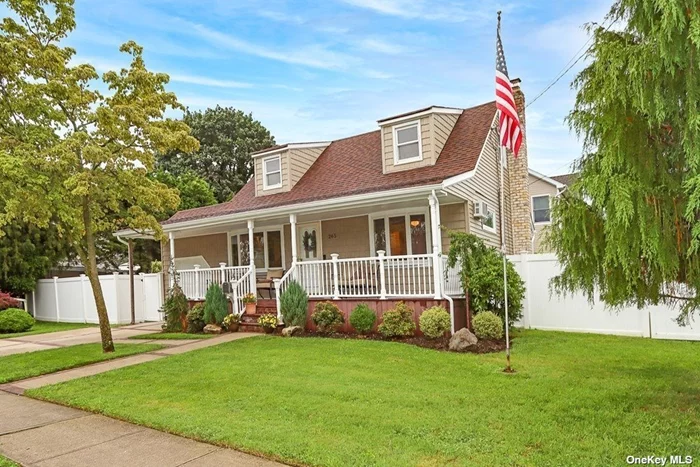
[119,80,533,332]
[528,169,575,252]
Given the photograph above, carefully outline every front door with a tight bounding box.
[296,222,324,294]
[297,223,321,261]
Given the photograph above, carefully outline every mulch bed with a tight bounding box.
[291,330,509,354]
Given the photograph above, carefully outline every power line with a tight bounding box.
[526,16,619,109]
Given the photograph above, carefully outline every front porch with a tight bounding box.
[165,190,470,332]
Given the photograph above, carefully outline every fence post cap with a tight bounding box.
[377,250,385,257]
[330,253,339,259]
[193,264,201,270]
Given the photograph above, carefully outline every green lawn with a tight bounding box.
[0,343,162,384]
[0,321,95,339]
[28,331,700,466]
[128,332,213,340]
[0,455,19,467]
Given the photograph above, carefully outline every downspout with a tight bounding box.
[431,189,455,334]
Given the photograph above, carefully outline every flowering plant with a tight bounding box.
[222,313,241,330]
[257,313,278,329]
[242,293,257,304]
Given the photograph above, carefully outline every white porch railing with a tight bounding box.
[231,266,254,315]
[276,252,463,304]
[442,257,464,296]
[178,265,250,300]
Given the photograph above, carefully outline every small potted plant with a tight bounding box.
[222,313,241,332]
[258,313,278,334]
[242,293,257,315]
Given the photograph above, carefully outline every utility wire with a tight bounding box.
[526,16,619,109]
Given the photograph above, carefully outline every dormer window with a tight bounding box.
[263,155,282,190]
[393,122,422,164]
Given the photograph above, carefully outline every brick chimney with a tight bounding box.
[507,78,533,254]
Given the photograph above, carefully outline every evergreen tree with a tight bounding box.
[548,0,700,324]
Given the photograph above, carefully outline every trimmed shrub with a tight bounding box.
[204,283,228,325]
[472,311,504,340]
[311,301,344,333]
[0,308,35,333]
[0,291,19,311]
[446,232,525,324]
[349,303,376,334]
[280,281,308,328]
[186,303,206,334]
[419,306,451,339]
[162,285,189,332]
[378,302,416,337]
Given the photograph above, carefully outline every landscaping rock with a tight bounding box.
[282,326,302,337]
[449,328,478,352]
[203,324,222,334]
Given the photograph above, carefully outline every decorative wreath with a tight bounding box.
[302,230,317,253]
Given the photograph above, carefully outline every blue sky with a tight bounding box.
[60,0,608,175]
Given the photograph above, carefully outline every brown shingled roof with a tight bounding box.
[551,173,577,186]
[164,101,497,226]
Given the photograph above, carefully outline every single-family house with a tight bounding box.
[528,170,575,252]
[121,79,535,333]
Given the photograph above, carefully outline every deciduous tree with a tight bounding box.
[158,106,275,203]
[548,0,700,324]
[0,0,198,351]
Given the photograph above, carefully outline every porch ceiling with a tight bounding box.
[169,190,462,239]
[172,191,463,239]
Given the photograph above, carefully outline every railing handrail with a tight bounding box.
[177,265,248,273]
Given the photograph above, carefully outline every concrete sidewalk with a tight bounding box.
[0,332,258,395]
[0,392,282,466]
[0,322,169,357]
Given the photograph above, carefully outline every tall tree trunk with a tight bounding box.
[81,198,115,353]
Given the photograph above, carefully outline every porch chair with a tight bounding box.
[256,270,284,299]
[338,262,379,296]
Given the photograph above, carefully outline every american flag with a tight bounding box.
[496,21,522,157]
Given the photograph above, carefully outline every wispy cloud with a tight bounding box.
[168,74,252,88]
[188,22,360,70]
[356,38,404,55]
[338,0,488,23]
[257,10,306,25]
[363,70,394,80]
[74,57,252,89]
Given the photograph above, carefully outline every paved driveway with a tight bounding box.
[0,323,165,357]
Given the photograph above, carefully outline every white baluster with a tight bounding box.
[378,251,387,299]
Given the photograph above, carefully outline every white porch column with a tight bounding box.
[247,220,256,292]
[290,214,298,265]
[168,231,176,288]
[429,193,442,299]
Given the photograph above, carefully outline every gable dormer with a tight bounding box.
[378,106,462,174]
[252,142,330,197]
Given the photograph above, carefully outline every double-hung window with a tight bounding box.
[532,195,551,224]
[263,155,282,190]
[393,122,422,164]
[229,229,283,270]
[371,212,429,256]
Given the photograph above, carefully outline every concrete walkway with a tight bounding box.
[0,392,282,466]
[0,322,175,357]
[0,331,258,394]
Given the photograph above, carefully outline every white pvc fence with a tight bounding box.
[28,273,164,324]
[510,253,700,341]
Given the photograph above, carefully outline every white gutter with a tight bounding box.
[159,183,444,234]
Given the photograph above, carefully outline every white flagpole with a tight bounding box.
[499,141,512,372]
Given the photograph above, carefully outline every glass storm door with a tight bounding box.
[296,223,323,294]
